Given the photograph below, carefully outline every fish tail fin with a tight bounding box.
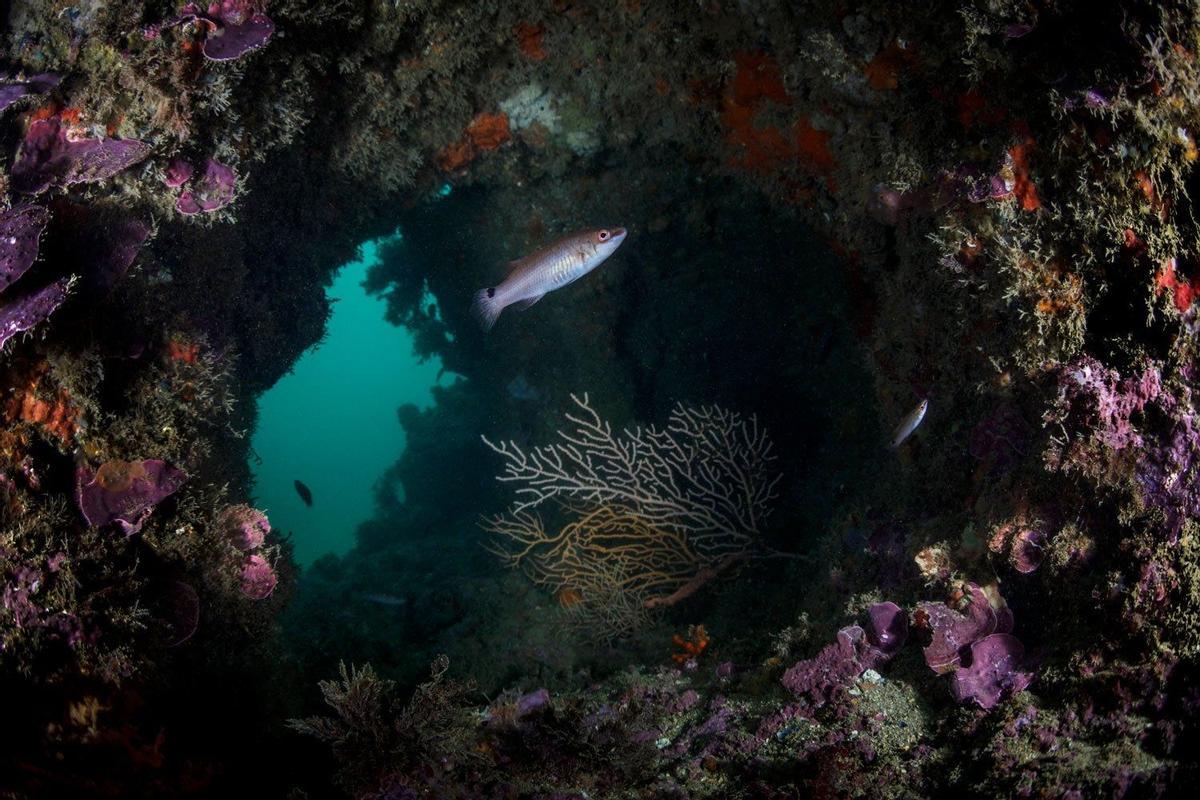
[471,287,503,332]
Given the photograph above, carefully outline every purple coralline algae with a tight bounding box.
[3,561,85,646]
[1050,357,1199,540]
[216,504,270,551]
[516,688,551,717]
[1011,525,1048,574]
[781,601,908,706]
[866,601,908,654]
[240,554,278,599]
[163,157,195,188]
[1050,356,1162,454]
[0,72,59,113]
[919,585,1034,708]
[0,276,72,350]
[176,158,238,214]
[203,13,276,62]
[1133,387,1200,540]
[161,3,276,62]
[918,583,1009,674]
[951,633,1034,710]
[11,117,151,194]
[0,204,50,292]
[75,459,188,535]
[91,217,151,293]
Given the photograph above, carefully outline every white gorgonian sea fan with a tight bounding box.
[481,393,782,562]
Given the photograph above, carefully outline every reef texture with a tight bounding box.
[3,1,1200,798]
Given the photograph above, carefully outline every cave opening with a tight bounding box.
[280,178,888,695]
[250,234,452,567]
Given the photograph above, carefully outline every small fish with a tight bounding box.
[890,398,929,449]
[293,479,313,506]
[361,592,407,607]
[471,227,628,331]
[506,373,541,402]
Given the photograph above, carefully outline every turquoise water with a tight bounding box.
[250,236,446,565]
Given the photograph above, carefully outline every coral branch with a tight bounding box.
[482,395,780,636]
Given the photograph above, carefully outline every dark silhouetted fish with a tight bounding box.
[293,479,313,506]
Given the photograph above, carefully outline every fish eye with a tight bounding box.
[598,230,610,241]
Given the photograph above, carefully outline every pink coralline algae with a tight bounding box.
[3,563,85,645]
[0,71,59,113]
[161,3,275,62]
[516,688,551,717]
[163,158,195,188]
[240,554,278,599]
[11,117,151,194]
[1133,387,1200,540]
[989,513,1054,574]
[216,504,270,551]
[951,633,1034,710]
[1049,357,1199,540]
[1011,526,1048,573]
[176,159,237,214]
[781,601,908,706]
[919,585,1033,709]
[0,204,50,293]
[1049,356,1162,455]
[918,583,1010,674]
[75,459,188,535]
[0,276,72,350]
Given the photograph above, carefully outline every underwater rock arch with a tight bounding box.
[2,1,1200,797]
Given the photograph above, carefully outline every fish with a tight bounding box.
[890,398,929,449]
[506,373,541,401]
[471,227,628,331]
[293,479,313,506]
[361,592,407,607]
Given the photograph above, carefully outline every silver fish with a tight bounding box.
[471,227,628,331]
[890,398,929,448]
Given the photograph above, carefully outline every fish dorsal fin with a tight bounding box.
[511,294,544,311]
[505,257,527,275]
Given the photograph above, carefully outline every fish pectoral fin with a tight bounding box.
[511,294,544,311]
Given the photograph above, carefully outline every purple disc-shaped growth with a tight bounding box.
[0,276,72,350]
[951,633,1034,710]
[866,601,909,655]
[0,204,51,292]
[0,72,60,113]
[163,157,195,188]
[11,117,150,194]
[76,459,187,535]
[176,158,237,214]
[203,14,275,61]
[919,584,998,674]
